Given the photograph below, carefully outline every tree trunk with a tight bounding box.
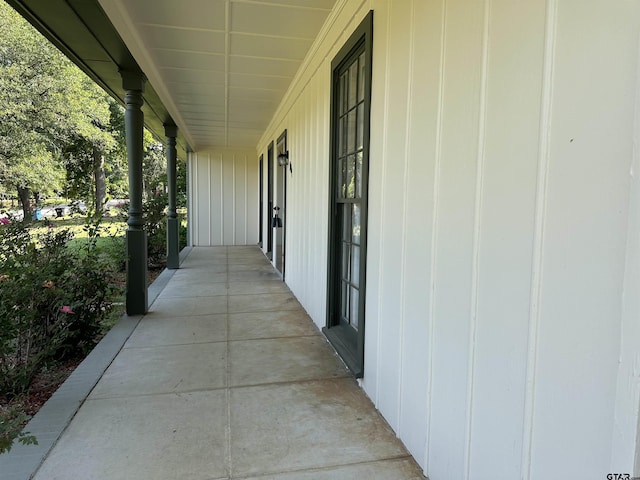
[93,148,106,212]
[17,185,31,221]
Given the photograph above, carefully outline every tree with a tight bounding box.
[104,100,128,199]
[0,3,67,217]
[0,2,118,218]
[63,84,125,211]
[143,136,166,198]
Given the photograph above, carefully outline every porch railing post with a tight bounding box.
[165,123,179,269]
[121,70,148,315]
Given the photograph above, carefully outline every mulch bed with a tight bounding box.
[0,358,83,420]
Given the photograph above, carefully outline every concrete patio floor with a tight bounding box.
[6,246,425,479]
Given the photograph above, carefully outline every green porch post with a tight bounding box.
[122,71,148,315]
[165,123,179,269]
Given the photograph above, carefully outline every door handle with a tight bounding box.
[272,206,282,228]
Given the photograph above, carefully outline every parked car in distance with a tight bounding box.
[50,201,87,218]
[70,200,87,213]
[53,205,71,217]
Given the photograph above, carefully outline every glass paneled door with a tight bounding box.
[274,130,287,277]
[324,11,372,378]
[266,142,274,259]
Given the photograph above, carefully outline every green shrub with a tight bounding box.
[0,214,115,395]
[115,197,167,268]
[0,213,118,454]
[0,223,75,393]
[54,214,116,357]
[179,213,187,250]
[143,191,168,267]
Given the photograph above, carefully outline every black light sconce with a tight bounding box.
[277,129,291,173]
[277,151,289,167]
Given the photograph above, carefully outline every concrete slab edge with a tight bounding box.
[0,247,193,480]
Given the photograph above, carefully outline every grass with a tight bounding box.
[29,213,126,236]
[30,214,126,257]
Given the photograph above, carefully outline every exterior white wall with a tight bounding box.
[256,0,640,478]
[188,148,258,246]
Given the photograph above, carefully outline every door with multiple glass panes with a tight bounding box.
[324,11,372,378]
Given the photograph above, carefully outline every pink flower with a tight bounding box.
[59,305,75,314]
[0,217,10,225]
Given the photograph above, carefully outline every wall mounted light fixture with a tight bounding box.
[277,151,289,166]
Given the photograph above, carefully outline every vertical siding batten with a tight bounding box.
[428,0,485,476]
[425,0,448,471]
[306,86,313,310]
[611,25,640,473]
[362,0,390,407]
[307,77,315,317]
[464,0,491,477]
[397,0,417,439]
[376,0,410,429]
[531,1,637,476]
[521,1,558,476]
[470,1,547,477]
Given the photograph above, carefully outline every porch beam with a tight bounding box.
[165,123,179,269]
[122,70,148,315]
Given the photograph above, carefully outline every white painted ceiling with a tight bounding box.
[98,0,338,150]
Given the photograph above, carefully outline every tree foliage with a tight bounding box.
[0,1,124,216]
[0,2,67,209]
[64,97,127,208]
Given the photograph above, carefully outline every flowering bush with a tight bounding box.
[0,214,115,395]
[0,214,117,454]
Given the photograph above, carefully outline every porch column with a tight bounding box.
[165,123,179,269]
[121,71,148,315]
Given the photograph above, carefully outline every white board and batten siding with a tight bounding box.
[252,0,640,478]
[189,149,259,246]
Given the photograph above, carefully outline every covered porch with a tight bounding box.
[0,247,424,479]
[5,0,640,477]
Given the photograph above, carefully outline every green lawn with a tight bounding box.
[30,215,126,248]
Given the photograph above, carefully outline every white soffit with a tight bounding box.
[98,0,337,149]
